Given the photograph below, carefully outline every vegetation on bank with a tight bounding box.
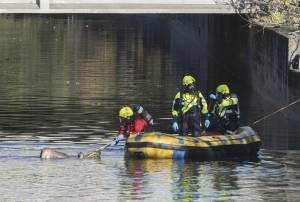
[225,0,299,70]
[227,0,300,30]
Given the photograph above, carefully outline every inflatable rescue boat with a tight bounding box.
[125,126,261,160]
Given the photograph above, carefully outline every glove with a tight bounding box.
[116,134,124,142]
[204,119,210,128]
[148,119,154,126]
[172,122,179,132]
[110,134,125,146]
[209,94,217,100]
[110,140,118,146]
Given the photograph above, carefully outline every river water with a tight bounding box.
[0,15,299,201]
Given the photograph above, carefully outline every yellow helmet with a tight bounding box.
[216,84,230,95]
[182,75,196,86]
[119,106,134,119]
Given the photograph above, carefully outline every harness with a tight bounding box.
[215,95,240,121]
[178,91,202,115]
[223,104,240,120]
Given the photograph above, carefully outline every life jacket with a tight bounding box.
[118,118,148,137]
[213,94,240,121]
[172,90,208,116]
[118,104,152,137]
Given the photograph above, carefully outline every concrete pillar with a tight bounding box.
[289,32,300,72]
[39,0,49,9]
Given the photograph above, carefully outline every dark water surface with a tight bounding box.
[0,15,299,201]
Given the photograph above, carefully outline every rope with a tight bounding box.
[250,98,300,126]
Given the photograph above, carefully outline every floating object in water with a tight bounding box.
[40,148,69,159]
[40,148,101,159]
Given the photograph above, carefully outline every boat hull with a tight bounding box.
[125,126,261,160]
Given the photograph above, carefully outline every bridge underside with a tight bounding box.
[0,1,234,13]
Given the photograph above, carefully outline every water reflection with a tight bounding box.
[0,14,299,201]
[121,154,300,202]
[0,14,299,149]
[122,159,173,201]
[0,15,178,141]
[172,161,202,201]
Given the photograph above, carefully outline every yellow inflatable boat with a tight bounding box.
[125,126,261,160]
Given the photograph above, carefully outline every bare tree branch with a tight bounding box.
[224,0,300,29]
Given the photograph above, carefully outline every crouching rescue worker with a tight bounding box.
[206,84,240,134]
[111,104,154,146]
[171,75,209,137]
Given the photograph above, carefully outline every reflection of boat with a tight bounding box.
[125,126,261,160]
[125,158,174,174]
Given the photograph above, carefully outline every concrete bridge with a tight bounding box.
[0,0,234,13]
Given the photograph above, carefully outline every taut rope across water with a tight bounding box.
[250,98,300,126]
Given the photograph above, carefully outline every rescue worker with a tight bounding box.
[171,75,209,137]
[111,104,154,146]
[206,84,240,134]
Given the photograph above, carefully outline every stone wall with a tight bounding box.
[289,32,300,72]
[206,14,300,149]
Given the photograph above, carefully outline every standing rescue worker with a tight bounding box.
[206,84,240,134]
[111,104,154,146]
[171,75,209,137]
